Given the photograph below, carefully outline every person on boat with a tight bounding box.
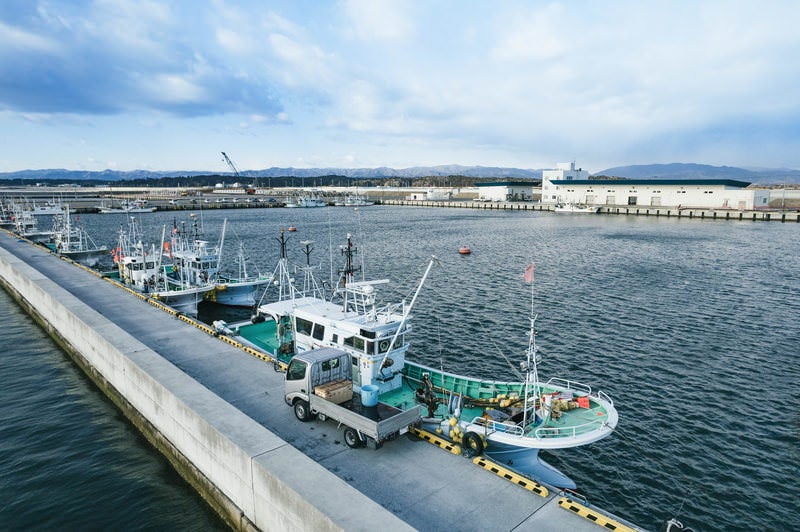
[421,373,438,418]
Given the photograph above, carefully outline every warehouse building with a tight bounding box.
[475,181,537,202]
[541,162,769,210]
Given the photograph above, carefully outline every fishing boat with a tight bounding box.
[114,216,214,316]
[49,205,108,267]
[166,215,270,308]
[554,203,600,214]
[11,207,54,243]
[220,231,618,488]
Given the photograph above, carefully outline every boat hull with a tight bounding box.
[209,280,268,307]
[154,286,215,316]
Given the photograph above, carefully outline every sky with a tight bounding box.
[1,0,799,174]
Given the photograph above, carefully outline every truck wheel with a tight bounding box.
[462,431,484,457]
[294,400,311,422]
[343,427,363,448]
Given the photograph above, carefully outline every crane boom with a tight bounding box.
[221,151,241,178]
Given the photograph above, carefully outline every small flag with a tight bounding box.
[523,262,534,283]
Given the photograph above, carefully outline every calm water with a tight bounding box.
[2,206,799,531]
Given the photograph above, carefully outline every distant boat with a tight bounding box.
[285,193,327,208]
[459,245,471,255]
[28,198,66,216]
[99,199,156,214]
[50,205,108,267]
[335,193,374,206]
[554,203,599,214]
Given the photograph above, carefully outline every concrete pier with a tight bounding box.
[0,231,642,531]
[379,199,800,221]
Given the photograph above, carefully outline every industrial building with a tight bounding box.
[475,181,537,202]
[541,162,770,210]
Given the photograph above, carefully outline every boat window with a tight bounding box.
[332,334,339,344]
[145,262,154,269]
[378,338,392,353]
[296,317,313,336]
[344,336,365,351]
[286,360,306,381]
[366,340,375,355]
[312,323,325,341]
[360,329,376,339]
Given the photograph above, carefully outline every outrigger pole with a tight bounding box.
[377,256,438,375]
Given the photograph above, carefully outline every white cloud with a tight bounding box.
[343,0,413,42]
[0,20,60,53]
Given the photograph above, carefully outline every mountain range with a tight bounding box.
[1,163,798,184]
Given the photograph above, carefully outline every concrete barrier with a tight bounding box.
[0,241,411,531]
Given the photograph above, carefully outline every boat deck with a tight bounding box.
[0,232,641,531]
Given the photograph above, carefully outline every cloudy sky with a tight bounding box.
[1,0,798,174]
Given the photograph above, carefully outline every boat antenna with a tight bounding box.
[338,233,361,289]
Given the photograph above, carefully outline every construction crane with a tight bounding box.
[221,151,241,179]
[221,152,255,194]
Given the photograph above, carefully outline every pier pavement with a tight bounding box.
[0,230,642,531]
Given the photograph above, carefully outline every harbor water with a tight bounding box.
[2,205,799,530]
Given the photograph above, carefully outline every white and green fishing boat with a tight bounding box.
[219,231,618,488]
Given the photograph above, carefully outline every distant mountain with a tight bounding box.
[0,165,541,182]
[2,163,798,184]
[594,163,800,184]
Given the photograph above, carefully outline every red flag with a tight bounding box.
[523,262,534,283]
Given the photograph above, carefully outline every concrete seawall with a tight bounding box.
[0,238,411,531]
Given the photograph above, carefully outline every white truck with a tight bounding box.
[284,348,421,449]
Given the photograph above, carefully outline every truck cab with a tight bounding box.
[285,348,351,411]
[284,348,421,449]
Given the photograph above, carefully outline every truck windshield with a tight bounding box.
[286,360,306,381]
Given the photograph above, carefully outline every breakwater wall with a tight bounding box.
[379,199,800,222]
[0,238,411,531]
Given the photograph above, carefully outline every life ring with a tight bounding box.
[379,340,390,352]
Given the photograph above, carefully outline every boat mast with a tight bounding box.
[522,263,539,430]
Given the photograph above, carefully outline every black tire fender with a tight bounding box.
[463,431,484,456]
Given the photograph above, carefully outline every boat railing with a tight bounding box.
[545,377,592,396]
[471,417,525,437]
[534,416,607,439]
[597,389,614,407]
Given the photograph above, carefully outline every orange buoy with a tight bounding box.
[459,245,471,255]
[288,225,297,232]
